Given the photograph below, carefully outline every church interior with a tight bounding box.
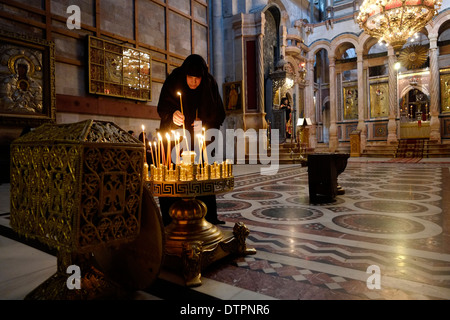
[0,0,450,304]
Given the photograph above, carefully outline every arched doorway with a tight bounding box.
[399,88,431,139]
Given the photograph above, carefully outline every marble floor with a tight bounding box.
[1,157,450,301]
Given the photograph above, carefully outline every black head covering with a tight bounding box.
[182,54,207,78]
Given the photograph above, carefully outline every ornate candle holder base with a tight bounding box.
[163,197,256,287]
[147,171,256,287]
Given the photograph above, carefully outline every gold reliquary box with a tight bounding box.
[9,120,145,253]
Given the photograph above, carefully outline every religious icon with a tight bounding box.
[370,82,389,118]
[343,86,358,120]
[0,30,55,127]
[1,54,43,113]
[223,81,242,111]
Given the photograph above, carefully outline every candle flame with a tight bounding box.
[166,132,170,140]
[177,91,181,96]
[142,124,145,131]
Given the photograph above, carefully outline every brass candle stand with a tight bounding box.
[147,158,256,287]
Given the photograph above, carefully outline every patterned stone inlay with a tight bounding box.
[252,206,323,221]
[232,191,282,200]
[216,200,252,212]
[368,191,431,200]
[353,200,428,213]
[332,214,425,234]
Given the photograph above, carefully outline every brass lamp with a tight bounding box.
[357,0,442,52]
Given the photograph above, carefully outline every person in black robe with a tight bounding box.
[280,97,291,138]
[157,54,226,226]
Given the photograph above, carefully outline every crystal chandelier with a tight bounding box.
[357,0,442,52]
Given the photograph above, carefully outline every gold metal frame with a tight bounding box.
[440,72,450,113]
[88,35,152,102]
[343,85,358,120]
[0,30,55,127]
[369,81,389,118]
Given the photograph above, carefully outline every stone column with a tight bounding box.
[281,24,287,58]
[387,47,398,144]
[356,49,367,152]
[212,0,224,95]
[428,33,441,143]
[329,55,338,152]
[305,58,317,148]
[257,32,265,127]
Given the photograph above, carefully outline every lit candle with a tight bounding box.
[177,91,189,152]
[177,91,184,115]
[157,132,163,166]
[141,124,146,162]
[176,132,180,164]
[158,133,165,166]
[166,132,171,168]
[154,141,158,167]
[171,130,177,165]
[197,134,203,166]
[202,127,208,165]
[149,141,155,165]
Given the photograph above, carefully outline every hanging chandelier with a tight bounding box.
[357,0,442,52]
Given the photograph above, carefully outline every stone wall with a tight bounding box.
[0,0,210,182]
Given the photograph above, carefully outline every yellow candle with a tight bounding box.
[166,132,171,168]
[202,127,208,165]
[177,92,184,114]
[157,132,163,166]
[154,141,158,168]
[149,141,155,165]
[141,124,146,162]
[197,134,203,166]
[177,92,189,152]
[171,130,177,165]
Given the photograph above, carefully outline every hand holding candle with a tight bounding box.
[177,91,189,152]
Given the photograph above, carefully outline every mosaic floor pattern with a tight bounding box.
[199,161,450,300]
[1,160,449,301]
